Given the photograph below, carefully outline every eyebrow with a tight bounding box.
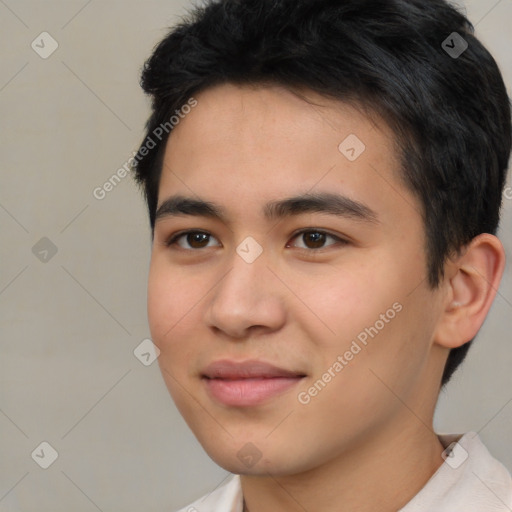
[154,191,379,225]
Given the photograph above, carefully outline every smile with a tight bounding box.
[201,359,306,407]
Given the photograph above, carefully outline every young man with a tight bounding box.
[133,0,512,510]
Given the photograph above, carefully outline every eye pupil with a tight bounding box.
[304,232,326,248]
[188,232,209,248]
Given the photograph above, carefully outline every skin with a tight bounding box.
[147,82,505,512]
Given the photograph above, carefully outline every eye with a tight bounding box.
[287,229,348,251]
[164,228,348,252]
[165,230,220,250]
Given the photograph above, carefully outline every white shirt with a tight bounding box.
[176,432,512,512]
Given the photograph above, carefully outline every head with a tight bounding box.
[133,0,510,475]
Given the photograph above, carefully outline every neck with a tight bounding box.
[240,421,445,512]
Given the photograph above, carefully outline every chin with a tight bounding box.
[198,436,309,477]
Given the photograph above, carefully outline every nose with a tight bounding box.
[203,248,287,340]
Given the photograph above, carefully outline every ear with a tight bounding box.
[434,233,506,349]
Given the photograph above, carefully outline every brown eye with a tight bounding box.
[288,229,347,250]
[302,231,327,249]
[186,232,210,248]
[165,231,220,250]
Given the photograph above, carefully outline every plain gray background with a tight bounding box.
[0,0,511,511]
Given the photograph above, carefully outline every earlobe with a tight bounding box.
[434,233,506,349]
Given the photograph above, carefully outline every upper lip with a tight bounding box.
[201,359,306,379]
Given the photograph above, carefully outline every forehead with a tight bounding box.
[156,82,418,228]
[166,82,395,152]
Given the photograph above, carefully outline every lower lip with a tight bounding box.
[203,376,304,407]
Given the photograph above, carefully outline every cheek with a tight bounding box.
[147,261,189,356]
[147,265,171,343]
[309,256,431,376]
[148,277,207,434]
[147,259,210,377]
[148,256,192,333]
[337,287,438,401]
[148,268,196,410]
[305,261,392,345]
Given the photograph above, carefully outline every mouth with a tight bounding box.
[201,359,307,407]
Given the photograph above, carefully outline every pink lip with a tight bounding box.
[201,359,306,407]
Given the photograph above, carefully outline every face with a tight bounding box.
[148,83,448,476]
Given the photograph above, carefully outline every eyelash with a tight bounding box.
[163,229,349,252]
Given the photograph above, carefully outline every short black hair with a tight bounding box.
[132,0,511,386]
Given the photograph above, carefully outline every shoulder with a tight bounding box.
[401,432,512,512]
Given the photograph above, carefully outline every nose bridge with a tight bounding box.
[218,241,269,306]
[205,239,285,337]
